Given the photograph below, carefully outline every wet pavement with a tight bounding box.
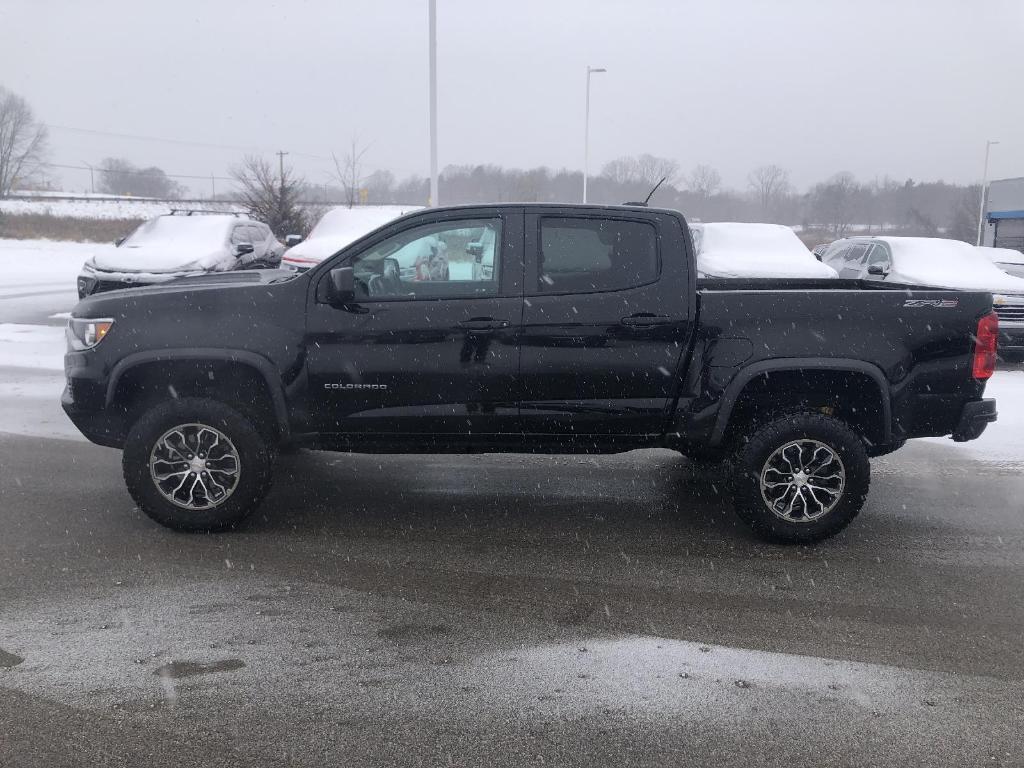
[1,432,1023,766]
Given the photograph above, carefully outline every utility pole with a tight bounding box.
[428,0,438,207]
[276,150,289,186]
[977,140,999,246]
[82,161,94,194]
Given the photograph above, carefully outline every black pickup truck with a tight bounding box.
[62,204,999,543]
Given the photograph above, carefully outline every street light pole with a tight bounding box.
[977,139,999,246]
[583,65,606,204]
[428,0,439,207]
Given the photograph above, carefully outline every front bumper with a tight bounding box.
[998,322,1024,351]
[951,398,997,442]
[77,270,199,299]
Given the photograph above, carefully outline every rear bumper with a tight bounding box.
[951,398,997,442]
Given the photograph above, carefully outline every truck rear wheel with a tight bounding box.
[732,412,869,544]
[122,398,273,532]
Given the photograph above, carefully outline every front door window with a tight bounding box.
[349,219,502,300]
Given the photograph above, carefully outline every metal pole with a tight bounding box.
[584,67,590,204]
[977,140,999,246]
[81,162,94,194]
[428,0,438,207]
[583,66,605,204]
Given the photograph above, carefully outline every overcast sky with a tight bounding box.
[1,0,1021,196]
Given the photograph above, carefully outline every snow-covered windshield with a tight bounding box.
[121,215,233,249]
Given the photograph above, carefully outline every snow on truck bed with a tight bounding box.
[695,223,837,279]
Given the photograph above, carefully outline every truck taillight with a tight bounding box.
[973,312,998,380]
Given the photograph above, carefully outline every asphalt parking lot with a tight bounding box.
[2,430,1022,767]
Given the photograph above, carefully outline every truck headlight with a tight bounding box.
[67,317,114,350]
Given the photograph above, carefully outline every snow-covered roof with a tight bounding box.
[283,205,422,264]
[695,222,837,279]
[875,237,1024,293]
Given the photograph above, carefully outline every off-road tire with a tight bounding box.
[732,412,869,544]
[122,398,273,532]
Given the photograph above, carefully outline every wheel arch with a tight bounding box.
[710,358,892,447]
[106,349,290,442]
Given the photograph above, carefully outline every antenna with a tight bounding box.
[644,177,667,205]
[624,176,668,207]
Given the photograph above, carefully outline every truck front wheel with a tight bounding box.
[732,413,869,544]
[122,398,274,532]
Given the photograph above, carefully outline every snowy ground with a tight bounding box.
[0,195,242,220]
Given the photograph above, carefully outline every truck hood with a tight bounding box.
[72,269,302,316]
[92,245,225,273]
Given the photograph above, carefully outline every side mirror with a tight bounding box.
[235,243,255,257]
[867,264,888,276]
[114,236,126,247]
[285,234,303,247]
[327,266,355,304]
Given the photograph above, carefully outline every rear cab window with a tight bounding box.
[535,217,659,294]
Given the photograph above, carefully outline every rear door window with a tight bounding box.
[536,217,658,294]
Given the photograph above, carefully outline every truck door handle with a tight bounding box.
[620,314,671,327]
[457,318,510,331]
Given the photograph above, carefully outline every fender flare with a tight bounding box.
[105,348,290,439]
[709,357,891,446]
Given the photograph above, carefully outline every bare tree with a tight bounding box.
[363,169,395,203]
[231,154,308,237]
[0,86,49,197]
[97,157,183,198]
[333,137,371,208]
[810,172,860,237]
[600,156,638,185]
[947,184,981,243]
[688,164,722,199]
[747,164,790,214]
[633,154,680,188]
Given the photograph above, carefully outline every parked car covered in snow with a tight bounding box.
[281,205,422,272]
[823,236,1024,358]
[691,222,838,279]
[978,245,1024,279]
[77,212,282,298]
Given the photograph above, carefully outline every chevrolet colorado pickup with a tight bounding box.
[62,204,999,543]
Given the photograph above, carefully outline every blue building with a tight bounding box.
[983,178,1024,252]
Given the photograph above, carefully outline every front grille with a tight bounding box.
[93,280,131,294]
[995,305,1024,324]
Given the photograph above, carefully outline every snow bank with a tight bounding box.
[695,223,837,279]
[283,205,421,266]
[0,197,242,221]
[0,238,108,287]
[0,324,66,370]
[883,238,1024,293]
